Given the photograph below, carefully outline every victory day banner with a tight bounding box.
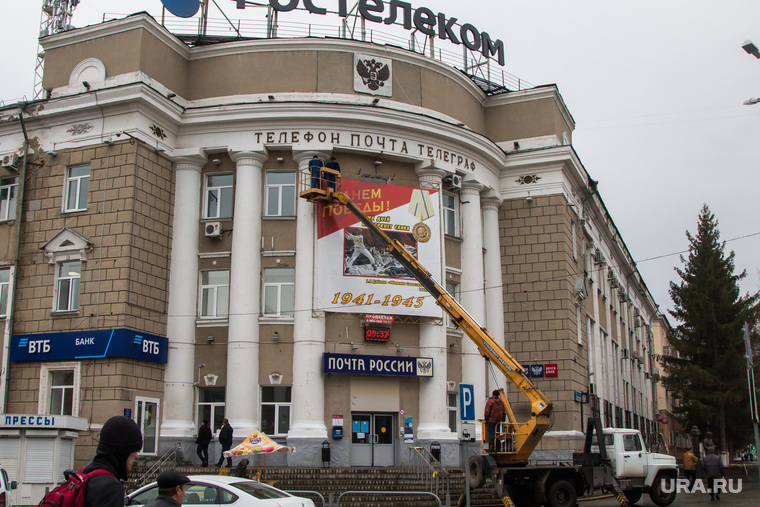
[316,179,442,318]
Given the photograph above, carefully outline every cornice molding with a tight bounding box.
[486,85,576,131]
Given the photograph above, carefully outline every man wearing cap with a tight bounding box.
[83,415,143,507]
[145,470,191,507]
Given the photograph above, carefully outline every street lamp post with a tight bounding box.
[742,40,759,105]
[743,40,760,59]
[743,323,760,484]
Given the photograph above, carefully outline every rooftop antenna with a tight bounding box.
[34,1,80,100]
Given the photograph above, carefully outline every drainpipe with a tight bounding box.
[0,102,30,412]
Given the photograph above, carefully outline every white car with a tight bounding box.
[125,475,315,507]
[0,464,17,507]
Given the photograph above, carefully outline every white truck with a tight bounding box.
[469,418,679,506]
[596,427,678,505]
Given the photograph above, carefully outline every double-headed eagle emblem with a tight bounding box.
[356,58,390,91]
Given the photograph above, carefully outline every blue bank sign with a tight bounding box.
[322,352,433,377]
[11,328,168,364]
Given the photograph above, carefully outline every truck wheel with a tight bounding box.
[467,455,489,489]
[623,490,642,504]
[547,479,577,507]
[649,474,677,506]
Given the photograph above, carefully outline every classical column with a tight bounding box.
[287,150,331,464]
[482,196,506,394]
[161,149,206,448]
[414,165,453,442]
[460,181,487,433]
[226,148,268,437]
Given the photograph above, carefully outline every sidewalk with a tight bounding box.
[580,474,758,506]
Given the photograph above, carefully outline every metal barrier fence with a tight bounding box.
[285,489,327,507]
[409,446,452,504]
[337,490,443,506]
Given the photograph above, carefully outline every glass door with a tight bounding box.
[350,413,395,466]
[135,397,159,455]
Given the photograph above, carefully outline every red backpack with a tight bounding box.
[38,468,115,507]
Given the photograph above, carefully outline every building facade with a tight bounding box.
[0,11,659,502]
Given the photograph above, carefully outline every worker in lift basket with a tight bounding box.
[484,390,506,450]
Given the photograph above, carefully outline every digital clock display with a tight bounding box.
[364,325,391,342]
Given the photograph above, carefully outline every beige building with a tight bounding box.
[652,313,689,458]
[0,8,659,503]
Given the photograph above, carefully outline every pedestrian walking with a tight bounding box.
[702,447,725,501]
[195,420,212,467]
[703,430,716,455]
[683,448,698,491]
[82,415,143,507]
[215,418,233,468]
[144,470,190,507]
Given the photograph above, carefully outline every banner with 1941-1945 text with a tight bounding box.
[316,179,442,318]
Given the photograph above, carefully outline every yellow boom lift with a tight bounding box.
[300,171,552,466]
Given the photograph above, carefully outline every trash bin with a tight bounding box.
[321,440,331,467]
[430,441,441,462]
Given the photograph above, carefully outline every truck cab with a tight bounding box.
[593,429,677,505]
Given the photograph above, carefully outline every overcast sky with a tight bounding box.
[2,1,759,321]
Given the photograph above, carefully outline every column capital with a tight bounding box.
[292,149,332,166]
[461,179,485,195]
[481,196,503,211]
[173,148,207,170]
[414,165,448,189]
[229,146,269,165]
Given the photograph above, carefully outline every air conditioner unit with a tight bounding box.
[204,222,223,238]
[446,381,457,393]
[1,153,19,171]
[593,249,605,265]
[445,174,462,190]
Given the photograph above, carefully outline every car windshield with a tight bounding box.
[232,480,293,499]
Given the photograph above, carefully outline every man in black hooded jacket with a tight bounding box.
[83,415,143,507]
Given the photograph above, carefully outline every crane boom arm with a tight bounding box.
[309,189,552,462]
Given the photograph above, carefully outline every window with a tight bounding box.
[623,433,643,452]
[55,260,80,312]
[265,171,296,217]
[0,268,9,318]
[447,392,458,433]
[446,281,459,328]
[197,387,226,434]
[442,193,458,237]
[204,174,233,219]
[49,370,74,415]
[263,268,294,317]
[39,362,80,416]
[64,164,90,212]
[0,177,17,221]
[200,270,229,318]
[261,386,291,436]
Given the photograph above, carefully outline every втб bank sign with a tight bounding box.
[236,0,506,66]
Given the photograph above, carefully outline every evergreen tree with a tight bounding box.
[662,205,758,454]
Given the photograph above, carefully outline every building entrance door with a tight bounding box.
[350,413,395,466]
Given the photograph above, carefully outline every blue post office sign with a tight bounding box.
[530,364,545,378]
[11,328,168,364]
[322,352,433,377]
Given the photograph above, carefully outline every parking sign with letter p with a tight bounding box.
[459,383,474,421]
